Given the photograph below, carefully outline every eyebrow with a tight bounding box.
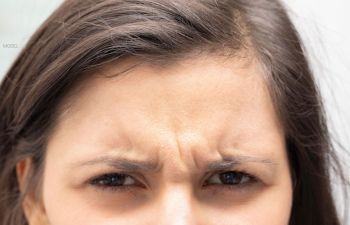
[72,155,277,172]
[74,156,162,172]
[205,155,278,171]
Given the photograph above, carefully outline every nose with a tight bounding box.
[157,185,198,225]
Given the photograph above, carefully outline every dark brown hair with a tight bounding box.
[0,0,347,224]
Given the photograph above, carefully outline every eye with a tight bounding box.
[205,171,257,187]
[89,173,142,192]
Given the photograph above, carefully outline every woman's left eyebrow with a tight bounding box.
[204,155,279,171]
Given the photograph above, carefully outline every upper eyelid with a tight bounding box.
[205,171,257,185]
[202,169,259,184]
[89,172,148,188]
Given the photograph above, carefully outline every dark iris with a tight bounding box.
[219,172,247,185]
[92,174,126,186]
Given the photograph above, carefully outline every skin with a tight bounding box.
[18,54,293,225]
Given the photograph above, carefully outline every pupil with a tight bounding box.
[101,174,125,186]
[219,172,243,185]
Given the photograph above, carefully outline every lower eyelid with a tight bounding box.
[94,184,134,193]
[203,179,262,195]
[204,176,258,187]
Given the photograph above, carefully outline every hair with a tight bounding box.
[0,0,347,224]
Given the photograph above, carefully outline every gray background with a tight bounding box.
[1,0,349,223]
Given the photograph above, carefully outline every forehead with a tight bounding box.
[51,54,284,162]
[59,53,275,121]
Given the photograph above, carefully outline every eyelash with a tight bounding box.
[203,170,259,191]
[89,173,141,193]
[88,170,260,193]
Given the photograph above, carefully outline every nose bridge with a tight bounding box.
[158,185,197,225]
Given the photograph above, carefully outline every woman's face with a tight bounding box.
[25,55,293,224]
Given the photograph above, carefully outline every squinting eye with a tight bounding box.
[205,171,256,186]
[89,171,258,193]
[90,173,139,189]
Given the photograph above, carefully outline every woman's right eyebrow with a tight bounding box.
[73,156,162,172]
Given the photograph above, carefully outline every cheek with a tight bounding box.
[243,186,293,225]
[201,185,292,225]
[243,168,293,225]
[42,164,80,225]
[42,162,151,225]
[41,160,95,224]
[42,182,292,225]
